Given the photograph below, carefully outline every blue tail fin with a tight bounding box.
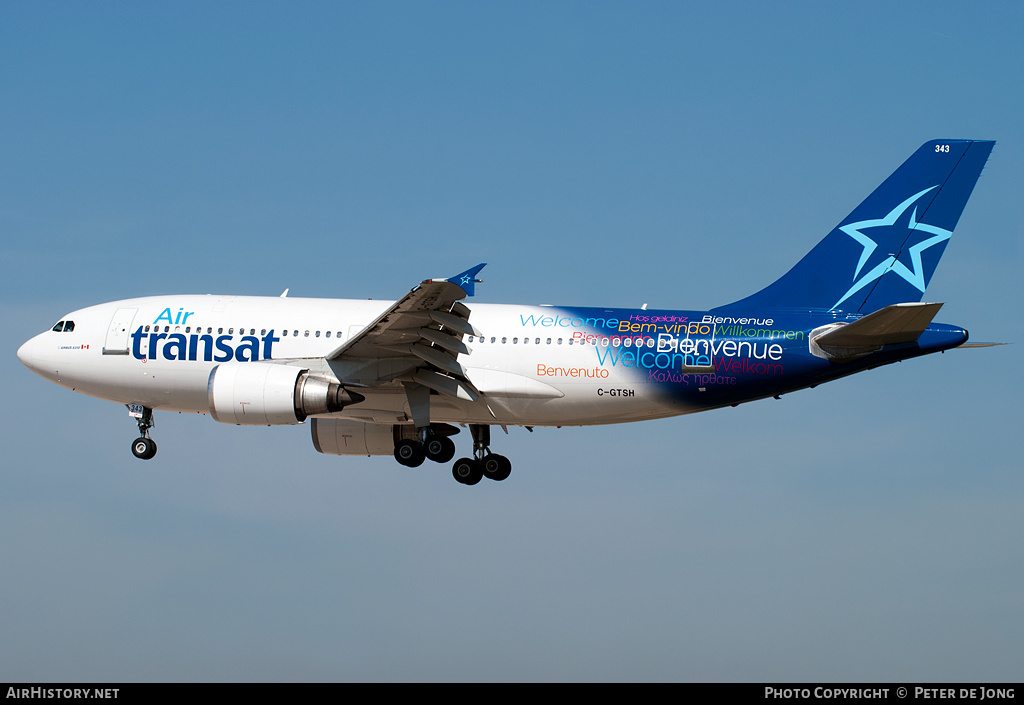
[719,139,994,314]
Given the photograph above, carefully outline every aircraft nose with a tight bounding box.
[17,335,43,373]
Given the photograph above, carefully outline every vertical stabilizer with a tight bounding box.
[718,140,994,313]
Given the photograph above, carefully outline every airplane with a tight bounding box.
[17,139,995,485]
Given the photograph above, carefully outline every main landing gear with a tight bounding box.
[128,405,157,460]
[451,425,511,486]
[394,425,457,468]
[394,435,457,467]
[393,424,512,485]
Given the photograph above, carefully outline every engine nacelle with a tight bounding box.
[311,418,395,456]
[208,362,363,425]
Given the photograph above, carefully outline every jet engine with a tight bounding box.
[208,361,363,425]
[310,418,395,456]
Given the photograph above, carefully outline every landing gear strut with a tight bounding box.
[129,405,157,460]
[452,424,511,485]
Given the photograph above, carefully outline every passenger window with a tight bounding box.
[326,331,331,338]
[501,337,507,344]
[250,329,255,335]
[513,337,518,344]
[164,326,169,332]
[315,331,320,337]
[336,332,342,339]
[293,331,298,337]
[535,338,540,345]
[261,329,266,336]
[283,330,288,336]
[491,337,496,343]
[218,328,224,334]
[546,338,551,345]
[304,331,310,337]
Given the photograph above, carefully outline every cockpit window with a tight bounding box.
[51,320,75,332]
[52,321,65,332]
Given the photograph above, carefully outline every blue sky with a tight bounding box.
[2,1,1021,681]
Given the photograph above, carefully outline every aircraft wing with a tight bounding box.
[325,264,486,400]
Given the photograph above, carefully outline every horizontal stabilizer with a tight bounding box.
[809,302,946,362]
[816,302,943,348]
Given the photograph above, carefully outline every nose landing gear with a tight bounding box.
[128,405,157,460]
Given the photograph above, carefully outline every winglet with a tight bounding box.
[444,263,487,297]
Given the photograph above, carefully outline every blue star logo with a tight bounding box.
[831,186,952,310]
[460,275,473,286]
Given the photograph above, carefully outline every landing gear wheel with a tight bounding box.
[128,405,157,460]
[131,437,157,460]
[394,439,425,467]
[424,436,456,464]
[482,453,512,481]
[452,457,482,485]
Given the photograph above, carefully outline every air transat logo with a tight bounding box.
[831,186,952,310]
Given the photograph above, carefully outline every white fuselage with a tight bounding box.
[18,295,697,428]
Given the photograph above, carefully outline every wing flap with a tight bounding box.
[410,370,479,401]
[409,343,465,376]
